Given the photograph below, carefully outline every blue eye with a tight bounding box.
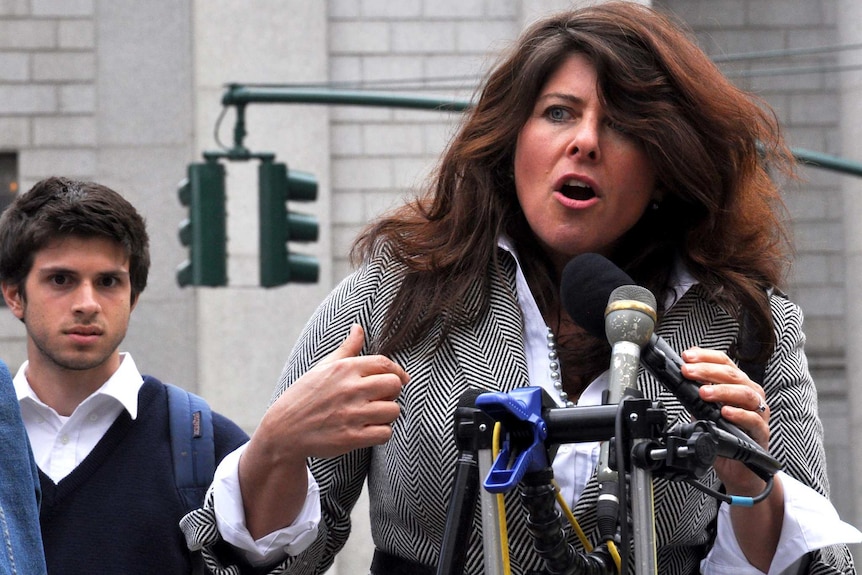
[545,106,570,122]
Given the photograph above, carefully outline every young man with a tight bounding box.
[0,177,250,574]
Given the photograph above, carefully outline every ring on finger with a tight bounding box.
[757,397,767,413]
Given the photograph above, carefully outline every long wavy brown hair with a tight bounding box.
[353,1,794,368]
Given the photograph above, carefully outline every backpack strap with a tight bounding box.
[165,383,216,512]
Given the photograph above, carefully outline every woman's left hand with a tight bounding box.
[679,346,771,494]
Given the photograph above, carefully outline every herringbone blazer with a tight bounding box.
[188,246,854,575]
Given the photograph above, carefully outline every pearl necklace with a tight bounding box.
[547,327,574,407]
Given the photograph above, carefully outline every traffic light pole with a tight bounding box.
[217,83,862,177]
[218,84,471,162]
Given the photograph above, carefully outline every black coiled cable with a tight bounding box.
[520,468,616,575]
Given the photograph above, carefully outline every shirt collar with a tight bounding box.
[497,237,697,406]
[13,352,145,420]
[496,236,696,310]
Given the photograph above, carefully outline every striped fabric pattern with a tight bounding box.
[182,247,854,575]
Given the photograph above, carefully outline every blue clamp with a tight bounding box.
[475,387,549,493]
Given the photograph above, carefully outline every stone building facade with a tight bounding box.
[0,0,858,570]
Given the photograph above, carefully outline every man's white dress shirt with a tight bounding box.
[14,352,320,564]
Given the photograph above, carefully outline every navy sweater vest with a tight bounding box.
[38,377,248,575]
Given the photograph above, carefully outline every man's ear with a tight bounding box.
[1,282,25,321]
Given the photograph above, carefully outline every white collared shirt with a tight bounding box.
[14,351,320,564]
[210,444,320,564]
[15,352,143,483]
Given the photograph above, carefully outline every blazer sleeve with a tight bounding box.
[186,250,399,575]
[762,295,855,574]
[269,251,398,575]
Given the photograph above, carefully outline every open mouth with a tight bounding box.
[559,179,596,201]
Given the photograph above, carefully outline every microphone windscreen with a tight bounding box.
[609,285,656,308]
[561,253,634,338]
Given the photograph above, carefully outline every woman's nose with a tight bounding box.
[566,120,600,161]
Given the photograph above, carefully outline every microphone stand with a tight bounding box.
[618,391,660,575]
[436,401,501,575]
[475,388,620,575]
[603,287,660,575]
[478,442,506,575]
[453,385,777,575]
[630,457,657,574]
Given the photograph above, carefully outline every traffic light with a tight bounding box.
[176,159,228,287]
[258,160,319,287]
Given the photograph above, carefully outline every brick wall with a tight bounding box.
[327,0,520,280]
[0,1,97,188]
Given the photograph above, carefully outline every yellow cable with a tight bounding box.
[492,422,511,575]
[607,540,622,573]
[552,479,622,574]
[552,479,592,551]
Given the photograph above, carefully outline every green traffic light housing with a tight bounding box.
[176,159,228,287]
[258,160,320,287]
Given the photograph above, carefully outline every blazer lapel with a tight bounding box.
[644,283,739,424]
[448,253,531,395]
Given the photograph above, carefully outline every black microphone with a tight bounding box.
[711,424,780,474]
[561,253,781,477]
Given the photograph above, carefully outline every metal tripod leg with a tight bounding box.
[478,446,506,575]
